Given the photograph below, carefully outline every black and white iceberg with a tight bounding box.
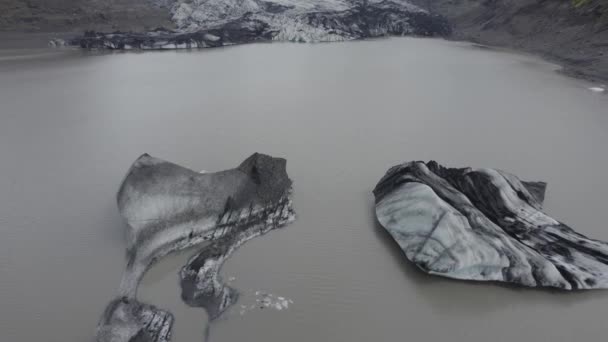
[374,161,608,290]
[96,153,295,342]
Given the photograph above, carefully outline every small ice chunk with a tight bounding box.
[48,38,66,47]
[246,291,294,313]
[589,87,605,93]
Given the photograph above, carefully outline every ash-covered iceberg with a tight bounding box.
[179,191,293,320]
[373,161,608,290]
[179,154,294,320]
[73,0,451,49]
[96,153,295,342]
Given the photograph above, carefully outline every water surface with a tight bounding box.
[1,38,607,342]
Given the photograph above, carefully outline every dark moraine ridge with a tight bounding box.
[374,160,608,290]
[96,153,295,342]
[410,0,608,82]
[0,0,172,32]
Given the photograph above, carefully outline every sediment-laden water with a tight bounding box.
[1,38,607,342]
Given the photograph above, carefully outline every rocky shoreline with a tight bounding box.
[409,0,608,82]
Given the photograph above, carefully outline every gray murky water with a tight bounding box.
[1,37,608,342]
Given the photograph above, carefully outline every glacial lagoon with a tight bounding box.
[1,37,608,342]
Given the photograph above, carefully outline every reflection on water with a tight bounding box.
[0,37,607,342]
